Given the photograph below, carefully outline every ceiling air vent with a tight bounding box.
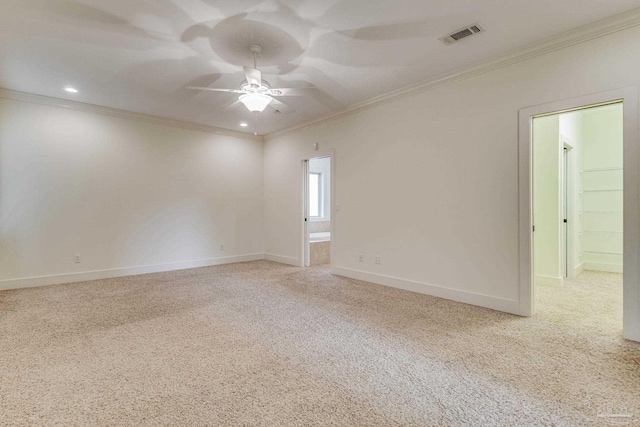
[441,24,484,45]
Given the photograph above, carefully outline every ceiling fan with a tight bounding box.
[186,44,317,114]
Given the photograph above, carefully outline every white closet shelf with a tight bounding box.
[580,167,623,173]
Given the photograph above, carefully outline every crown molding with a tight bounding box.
[264,7,640,141]
[0,88,264,143]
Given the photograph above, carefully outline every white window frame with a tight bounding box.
[309,172,323,218]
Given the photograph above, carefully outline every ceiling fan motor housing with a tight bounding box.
[241,80,271,93]
[249,44,263,55]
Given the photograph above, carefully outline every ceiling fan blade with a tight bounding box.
[244,66,262,86]
[268,98,295,115]
[223,99,243,112]
[186,86,245,94]
[268,87,319,97]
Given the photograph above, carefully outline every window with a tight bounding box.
[309,172,322,217]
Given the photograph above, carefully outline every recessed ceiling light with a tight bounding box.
[240,122,248,127]
[64,87,78,93]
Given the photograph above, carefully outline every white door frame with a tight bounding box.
[518,87,640,341]
[561,137,574,280]
[302,159,311,267]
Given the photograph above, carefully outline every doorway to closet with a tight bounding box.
[532,102,624,335]
[303,156,332,267]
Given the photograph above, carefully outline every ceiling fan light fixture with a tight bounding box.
[239,93,273,112]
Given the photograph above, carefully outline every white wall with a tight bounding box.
[581,104,624,273]
[309,156,331,222]
[0,98,264,289]
[263,24,640,314]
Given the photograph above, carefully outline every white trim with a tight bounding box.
[584,262,624,273]
[622,88,640,342]
[535,275,564,287]
[0,254,265,291]
[0,88,264,143]
[518,87,639,342]
[264,253,300,266]
[303,160,311,267]
[561,135,574,279]
[308,172,323,219]
[574,262,585,277]
[309,218,330,223]
[264,8,640,141]
[332,266,521,315]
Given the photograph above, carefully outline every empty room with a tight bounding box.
[1,1,640,425]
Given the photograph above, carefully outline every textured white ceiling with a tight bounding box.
[1,0,639,135]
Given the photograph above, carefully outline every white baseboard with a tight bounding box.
[264,253,300,266]
[624,326,640,342]
[0,253,265,291]
[572,262,585,277]
[535,275,564,287]
[331,266,522,315]
[584,262,623,273]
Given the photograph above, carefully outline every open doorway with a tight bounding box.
[303,156,331,267]
[518,87,640,341]
[533,103,624,332]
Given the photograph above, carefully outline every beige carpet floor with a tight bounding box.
[1,261,639,426]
